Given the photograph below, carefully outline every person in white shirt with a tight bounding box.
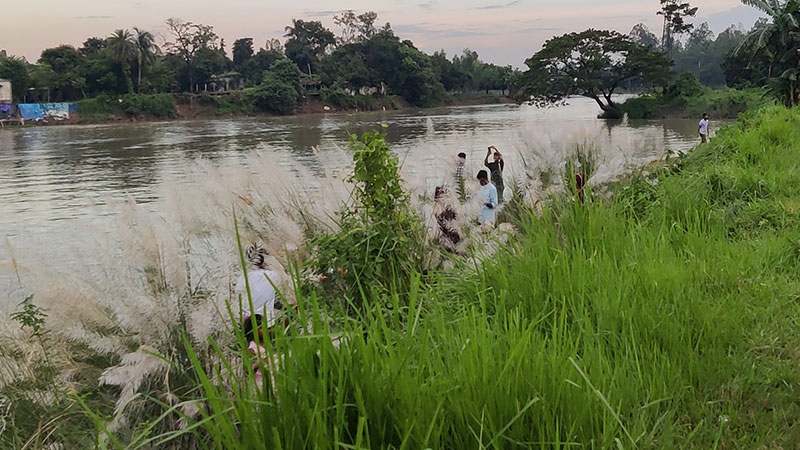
[235,244,281,330]
[476,170,498,228]
[698,113,710,143]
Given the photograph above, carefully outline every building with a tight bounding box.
[0,79,12,104]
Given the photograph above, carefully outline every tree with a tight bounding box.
[0,55,32,101]
[132,28,159,92]
[39,45,87,100]
[80,37,106,57]
[517,29,674,117]
[265,38,284,53]
[735,0,800,103]
[333,11,379,45]
[658,0,699,54]
[630,23,660,49]
[164,18,219,92]
[284,19,336,74]
[107,29,137,68]
[232,38,254,66]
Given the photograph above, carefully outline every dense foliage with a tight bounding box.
[516,29,673,117]
[0,11,515,113]
[308,132,425,307]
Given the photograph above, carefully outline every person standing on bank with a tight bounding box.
[484,146,505,203]
[476,170,498,229]
[698,113,710,143]
[455,152,467,202]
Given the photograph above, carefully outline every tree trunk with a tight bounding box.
[187,59,194,94]
[137,54,143,93]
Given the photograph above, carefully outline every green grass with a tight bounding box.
[90,104,800,449]
[618,73,767,120]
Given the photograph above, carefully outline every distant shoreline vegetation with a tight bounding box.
[0,4,783,121]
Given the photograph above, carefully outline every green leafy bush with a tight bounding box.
[307,131,425,308]
[119,93,177,118]
[252,76,299,114]
[618,95,659,119]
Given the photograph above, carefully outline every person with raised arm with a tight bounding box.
[484,146,505,203]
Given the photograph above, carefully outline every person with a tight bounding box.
[698,113,710,143]
[455,153,467,202]
[484,146,505,203]
[434,185,461,250]
[235,244,282,335]
[476,170,498,228]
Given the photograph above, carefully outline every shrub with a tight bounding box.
[307,131,425,308]
[618,95,659,119]
[119,94,177,119]
[252,76,299,114]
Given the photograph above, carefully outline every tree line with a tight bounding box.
[0,12,516,113]
[515,0,800,117]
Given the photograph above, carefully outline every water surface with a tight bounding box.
[0,99,708,309]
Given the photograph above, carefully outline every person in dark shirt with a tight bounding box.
[484,146,505,203]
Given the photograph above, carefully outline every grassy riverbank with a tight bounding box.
[64,92,512,124]
[121,104,800,448]
[618,74,767,120]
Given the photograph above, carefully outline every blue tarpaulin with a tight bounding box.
[17,103,77,120]
[18,104,44,120]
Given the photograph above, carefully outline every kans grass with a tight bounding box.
[5,105,800,448]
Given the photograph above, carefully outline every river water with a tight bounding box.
[0,98,705,311]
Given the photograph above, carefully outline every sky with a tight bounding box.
[3,0,763,67]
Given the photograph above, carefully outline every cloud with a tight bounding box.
[75,15,113,19]
[419,1,435,10]
[393,24,495,38]
[475,0,520,10]
[301,9,350,18]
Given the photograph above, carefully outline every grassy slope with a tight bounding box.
[173,105,800,449]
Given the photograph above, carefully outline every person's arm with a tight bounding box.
[698,122,702,136]
[484,147,491,167]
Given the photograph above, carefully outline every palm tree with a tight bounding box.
[107,29,137,92]
[133,27,160,93]
[737,1,800,75]
[736,0,800,104]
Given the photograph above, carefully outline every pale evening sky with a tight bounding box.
[3,0,761,67]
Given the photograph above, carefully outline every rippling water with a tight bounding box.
[0,99,707,310]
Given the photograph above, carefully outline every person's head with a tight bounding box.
[458,152,466,160]
[477,170,489,186]
[245,244,268,269]
[493,152,501,162]
[702,113,709,120]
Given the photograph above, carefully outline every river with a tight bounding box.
[0,98,706,312]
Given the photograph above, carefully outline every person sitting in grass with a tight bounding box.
[484,146,505,203]
[476,170,498,230]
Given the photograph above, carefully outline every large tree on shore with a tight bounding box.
[164,18,218,92]
[516,29,673,117]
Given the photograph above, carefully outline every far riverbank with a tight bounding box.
[8,93,514,128]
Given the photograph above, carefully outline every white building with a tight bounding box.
[0,79,11,104]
